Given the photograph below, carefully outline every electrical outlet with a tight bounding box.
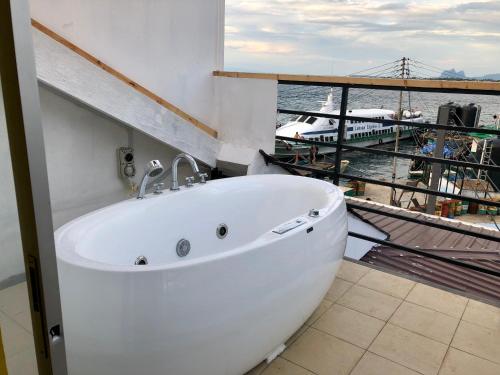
[118,147,136,178]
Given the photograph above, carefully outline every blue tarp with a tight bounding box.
[421,142,454,158]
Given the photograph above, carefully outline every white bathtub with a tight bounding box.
[55,174,347,375]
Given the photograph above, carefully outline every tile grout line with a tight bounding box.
[308,279,356,327]
[348,278,411,375]
[365,349,428,375]
[0,309,32,336]
[278,357,319,375]
[436,298,469,375]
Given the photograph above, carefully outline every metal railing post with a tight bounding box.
[334,87,349,185]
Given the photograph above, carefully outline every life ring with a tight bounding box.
[378,138,383,145]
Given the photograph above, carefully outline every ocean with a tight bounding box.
[277,85,500,179]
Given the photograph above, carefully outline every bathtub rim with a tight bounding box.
[55,174,346,272]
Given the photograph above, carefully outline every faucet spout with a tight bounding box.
[170,153,201,191]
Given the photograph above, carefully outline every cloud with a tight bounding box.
[225,0,500,76]
[226,40,295,54]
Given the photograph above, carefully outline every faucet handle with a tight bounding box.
[153,183,164,194]
[185,176,195,187]
[198,173,208,183]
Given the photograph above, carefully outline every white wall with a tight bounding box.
[40,86,202,228]
[214,76,278,174]
[0,85,204,284]
[29,0,225,127]
[0,81,24,285]
[345,213,387,260]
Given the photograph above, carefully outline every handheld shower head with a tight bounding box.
[137,160,164,199]
[145,160,164,178]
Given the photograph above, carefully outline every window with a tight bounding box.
[306,116,317,124]
[297,115,308,122]
[329,119,335,125]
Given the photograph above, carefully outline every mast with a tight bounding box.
[390,57,407,205]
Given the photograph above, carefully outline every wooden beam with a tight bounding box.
[31,19,218,138]
[213,70,500,93]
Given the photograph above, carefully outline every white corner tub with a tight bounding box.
[55,174,347,375]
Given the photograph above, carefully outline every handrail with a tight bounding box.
[213,70,500,94]
[32,19,218,138]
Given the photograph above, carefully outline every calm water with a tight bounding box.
[278,85,500,179]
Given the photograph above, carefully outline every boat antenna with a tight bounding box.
[390,57,408,205]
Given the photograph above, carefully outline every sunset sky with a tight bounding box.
[224,0,500,76]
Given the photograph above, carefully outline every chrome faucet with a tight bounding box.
[137,160,164,199]
[170,153,206,190]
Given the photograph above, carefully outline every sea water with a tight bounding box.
[278,85,500,180]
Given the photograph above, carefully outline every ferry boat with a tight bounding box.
[275,90,425,157]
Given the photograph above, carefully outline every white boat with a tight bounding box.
[275,90,425,157]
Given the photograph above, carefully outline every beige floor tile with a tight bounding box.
[11,310,33,334]
[358,270,415,299]
[245,360,268,375]
[336,261,371,283]
[369,323,448,375]
[282,328,364,375]
[461,300,500,331]
[285,323,308,347]
[0,283,30,317]
[261,358,313,375]
[389,302,460,344]
[439,348,500,375]
[451,320,500,364]
[305,299,332,326]
[6,346,38,375]
[337,285,402,321]
[351,352,420,375]
[324,277,353,302]
[406,284,467,318]
[313,304,385,349]
[0,312,35,358]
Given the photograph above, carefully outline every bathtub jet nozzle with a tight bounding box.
[137,160,165,199]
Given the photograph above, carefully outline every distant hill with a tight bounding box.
[440,69,466,79]
[440,69,500,81]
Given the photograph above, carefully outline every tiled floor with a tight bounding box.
[248,260,500,375]
[1,261,499,375]
[0,282,37,375]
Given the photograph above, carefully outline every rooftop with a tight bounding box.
[349,198,500,302]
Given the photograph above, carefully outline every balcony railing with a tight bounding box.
[215,71,500,279]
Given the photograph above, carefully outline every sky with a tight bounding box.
[224,0,500,76]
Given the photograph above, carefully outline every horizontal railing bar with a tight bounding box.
[276,135,500,172]
[338,172,500,208]
[278,80,500,96]
[278,108,500,136]
[259,153,500,207]
[213,71,500,95]
[347,231,500,277]
[347,202,500,242]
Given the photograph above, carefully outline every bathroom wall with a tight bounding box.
[40,86,202,228]
[29,0,225,127]
[28,0,279,169]
[0,84,201,284]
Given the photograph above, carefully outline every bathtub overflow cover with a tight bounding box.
[134,256,148,265]
[176,239,191,257]
[216,224,228,239]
